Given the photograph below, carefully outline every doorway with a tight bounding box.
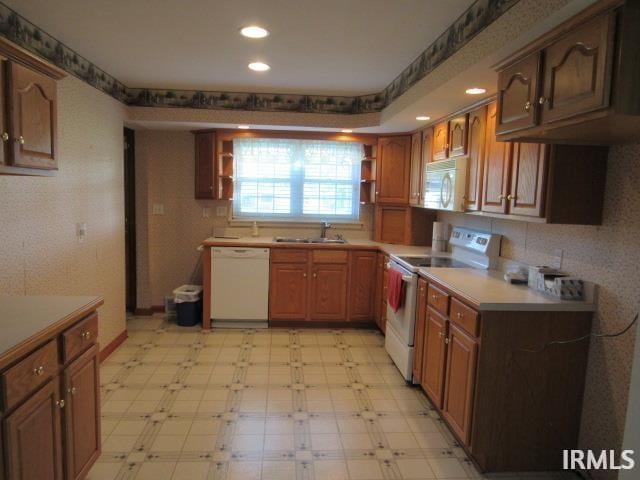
[124,127,136,313]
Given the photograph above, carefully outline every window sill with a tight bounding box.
[228,218,365,230]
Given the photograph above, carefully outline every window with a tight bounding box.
[233,137,362,221]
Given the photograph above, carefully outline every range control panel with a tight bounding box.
[449,227,501,268]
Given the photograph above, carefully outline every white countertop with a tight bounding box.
[417,268,595,312]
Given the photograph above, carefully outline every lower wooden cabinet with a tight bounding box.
[412,278,428,382]
[442,323,478,445]
[310,264,348,321]
[374,253,388,333]
[421,307,448,408]
[348,251,377,321]
[269,262,309,320]
[4,379,63,480]
[63,345,101,480]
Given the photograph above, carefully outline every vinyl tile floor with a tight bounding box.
[87,316,575,480]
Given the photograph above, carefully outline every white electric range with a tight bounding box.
[384,227,501,382]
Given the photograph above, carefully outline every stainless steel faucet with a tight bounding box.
[320,221,332,238]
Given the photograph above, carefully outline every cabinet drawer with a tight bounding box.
[427,284,449,315]
[271,249,309,263]
[62,312,98,362]
[1,340,58,410]
[450,297,480,337]
[312,250,348,264]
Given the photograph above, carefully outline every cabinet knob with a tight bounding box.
[507,194,515,201]
[438,331,444,338]
[209,185,213,191]
[457,312,463,319]
[375,191,379,195]
[524,101,531,112]
[538,96,546,105]
[68,387,77,396]
[17,136,25,145]
[498,194,505,200]
[1,132,8,142]
[33,365,45,376]
[312,272,317,278]
[56,399,65,409]
[444,338,450,345]
[302,273,307,278]
[431,294,438,301]
[81,331,91,340]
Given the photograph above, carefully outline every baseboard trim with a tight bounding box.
[100,330,128,362]
[134,305,165,316]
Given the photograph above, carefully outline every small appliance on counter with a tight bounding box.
[528,266,585,300]
[431,221,450,252]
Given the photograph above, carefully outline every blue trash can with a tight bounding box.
[173,285,203,327]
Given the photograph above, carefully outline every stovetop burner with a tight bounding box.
[397,256,470,268]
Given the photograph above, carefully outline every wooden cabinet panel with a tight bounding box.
[271,249,308,264]
[0,60,6,166]
[419,129,432,205]
[269,264,309,320]
[312,250,348,264]
[413,278,428,383]
[409,132,422,205]
[310,264,348,321]
[450,298,480,338]
[509,143,547,217]
[432,123,449,161]
[380,256,389,334]
[62,313,98,363]
[374,205,407,244]
[9,62,57,170]
[442,324,478,445]
[194,132,216,199]
[63,345,100,480]
[426,283,449,317]
[348,251,377,321]
[482,102,511,214]
[4,379,63,480]
[465,106,486,211]
[422,308,448,408]
[448,114,468,158]
[377,135,411,204]
[496,53,540,134]
[541,12,614,125]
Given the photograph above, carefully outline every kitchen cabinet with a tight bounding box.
[373,205,435,245]
[419,129,432,205]
[0,38,65,176]
[310,263,348,321]
[63,346,101,480]
[432,122,448,161]
[412,278,428,382]
[448,114,468,157]
[508,142,547,217]
[421,307,448,408]
[194,132,216,199]
[348,251,377,321]
[376,135,411,204]
[494,0,640,144]
[408,132,422,205]
[374,252,388,333]
[442,323,478,445]
[482,102,511,214]
[464,106,486,211]
[269,262,309,320]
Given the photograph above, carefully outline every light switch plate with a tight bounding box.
[552,249,564,269]
[152,204,164,215]
[216,206,227,217]
[76,222,87,243]
[202,207,210,218]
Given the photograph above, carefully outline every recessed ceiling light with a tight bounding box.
[416,116,430,121]
[248,62,270,72]
[341,129,353,133]
[238,125,250,129]
[240,26,269,39]
[465,87,487,95]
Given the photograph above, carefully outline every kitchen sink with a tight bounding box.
[273,236,347,244]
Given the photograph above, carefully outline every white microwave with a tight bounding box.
[423,157,468,211]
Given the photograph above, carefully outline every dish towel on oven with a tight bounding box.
[387,268,404,312]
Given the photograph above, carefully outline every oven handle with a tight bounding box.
[386,262,415,283]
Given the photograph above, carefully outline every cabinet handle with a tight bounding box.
[302,273,307,278]
[498,194,505,200]
[524,101,531,112]
[209,185,213,191]
[507,194,516,201]
[444,338,450,345]
[312,272,317,278]
[457,312,463,319]
[375,191,379,195]
[1,132,8,142]
[538,96,546,105]
[33,366,45,376]
[431,294,438,301]
[56,399,65,408]
[17,136,25,145]
[81,331,91,340]
[438,332,444,338]
[68,387,77,396]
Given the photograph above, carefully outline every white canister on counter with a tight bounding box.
[432,221,449,252]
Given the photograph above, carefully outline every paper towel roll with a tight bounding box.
[432,222,449,252]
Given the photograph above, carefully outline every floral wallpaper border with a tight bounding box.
[0,0,519,114]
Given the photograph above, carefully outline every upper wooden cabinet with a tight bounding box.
[194,132,216,199]
[408,132,422,205]
[419,129,432,205]
[495,0,640,144]
[376,135,411,204]
[482,102,511,214]
[448,114,469,158]
[464,106,487,211]
[373,205,435,245]
[0,39,65,176]
[432,122,449,161]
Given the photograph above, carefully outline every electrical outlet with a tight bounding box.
[152,203,164,215]
[202,207,210,218]
[76,222,87,243]
[216,206,227,217]
[552,248,564,269]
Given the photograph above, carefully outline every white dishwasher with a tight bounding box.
[211,247,270,327]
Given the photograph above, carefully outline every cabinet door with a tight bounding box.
[269,264,308,320]
[0,60,7,166]
[509,143,548,217]
[310,264,348,321]
[413,278,428,383]
[374,205,408,245]
[377,135,411,204]
[9,62,57,170]
[481,102,511,214]
[442,324,478,445]
[421,308,448,408]
[380,258,389,334]
[419,129,432,205]
[465,106,486,211]
[496,52,541,134]
[408,132,422,205]
[63,345,101,480]
[432,122,449,161]
[448,115,468,158]
[194,132,216,199]
[541,12,614,125]
[348,251,377,321]
[4,379,63,480]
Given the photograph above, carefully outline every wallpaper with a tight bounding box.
[439,143,640,480]
[0,75,127,349]
[134,130,374,308]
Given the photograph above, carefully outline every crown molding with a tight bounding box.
[0,0,520,114]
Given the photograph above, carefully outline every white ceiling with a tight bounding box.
[7,0,473,96]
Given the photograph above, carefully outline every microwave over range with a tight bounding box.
[423,156,468,211]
